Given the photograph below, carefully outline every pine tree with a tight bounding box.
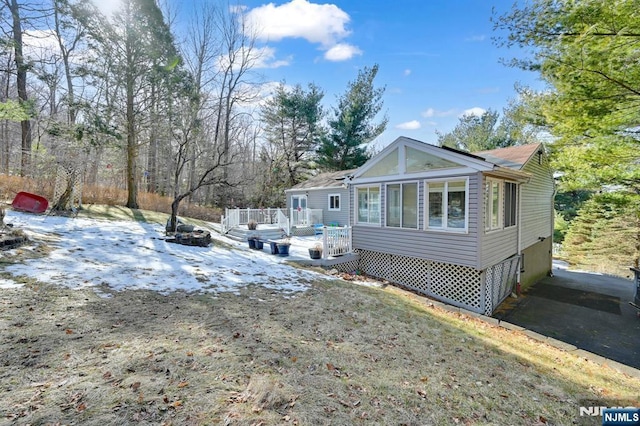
[317,64,387,171]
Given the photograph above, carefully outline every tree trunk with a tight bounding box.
[9,0,31,177]
[124,11,138,209]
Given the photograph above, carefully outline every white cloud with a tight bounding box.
[22,30,59,60]
[422,108,456,118]
[324,43,362,61]
[396,120,421,130]
[246,0,351,47]
[403,69,411,76]
[460,107,486,118]
[253,46,292,69]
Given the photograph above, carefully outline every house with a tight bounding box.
[343,136,555,314]
[284,169,356,235]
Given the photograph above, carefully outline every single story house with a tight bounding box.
[287,136,555,315]
[285,169,356,235]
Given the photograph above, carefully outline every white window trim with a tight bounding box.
[385,181,419,229]
[485,178,504,232]
[504,182,518,229]
[424,177,469,233]
[328,193,341,211]
[354,184,381,226]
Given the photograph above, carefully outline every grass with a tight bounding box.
[0,205,638,425]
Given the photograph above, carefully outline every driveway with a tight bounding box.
[497,261,640,370]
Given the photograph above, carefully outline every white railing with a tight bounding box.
[225,208,281,226]
[277,209,290,236]
[322,226,352,259]
[221,215,229,233]
[290,208,323,226]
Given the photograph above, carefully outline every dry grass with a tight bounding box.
[0,272,638,425]
[1,175,222,223]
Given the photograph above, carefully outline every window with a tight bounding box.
[425,179,468,231]
[361,148,398,177]
[485,179,518,231]
[504,182,517,228]
[328,194,341,211]
[291,195,307,210]
[386,182,418,229]
[485,179,502,231]
[356,186,380,224]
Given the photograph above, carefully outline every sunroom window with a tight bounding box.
[356,186,380,225]
[426,179,468,231]
[386,182,418,229]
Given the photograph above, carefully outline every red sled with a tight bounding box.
[11,191,49,214]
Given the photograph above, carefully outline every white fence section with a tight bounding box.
[290,208,323,226]
[277,209,290,236]
[322,226,352,259]
[221,208,284,234]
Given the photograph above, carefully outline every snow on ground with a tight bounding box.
[1,210,327,296]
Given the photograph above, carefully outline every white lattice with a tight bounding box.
[331,258,360,273]
[358,250,392,279]
[391,255,430,293]
[357,250,483,313]
[484,256,520,315]
[430,262,482,310]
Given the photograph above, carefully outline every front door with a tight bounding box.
[291,195,308,225]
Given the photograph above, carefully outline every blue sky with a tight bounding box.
[95,0,543,149]
[234,0,543,149]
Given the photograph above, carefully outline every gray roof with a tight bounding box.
[289,169,357,190]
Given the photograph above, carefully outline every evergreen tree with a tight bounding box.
[261,82,325,190]
[563,192,640,273]
[317,64,387,171]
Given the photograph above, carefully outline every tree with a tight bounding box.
[438,100,541,152]
[261,82,325,190]
[493,0,640,190]
[494,0,640,271]
[317,64,387,171]
[82,0,179,209]
[438,110,501,152]
[4,0,33,176]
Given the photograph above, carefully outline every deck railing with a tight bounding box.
[322,226,352,259]
[277,209,290,236]
[290,208,323,226]
[222,208,285,234]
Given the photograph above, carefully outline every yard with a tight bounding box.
[0,208,638,425]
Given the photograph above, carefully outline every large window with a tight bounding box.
[426,179,468,231]
[386,182,418,229]
[356,186,380,225]
[328,194,340,211]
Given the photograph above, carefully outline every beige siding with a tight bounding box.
[352,174,480,268]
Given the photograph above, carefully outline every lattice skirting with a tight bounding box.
[483,255,520,315]
[290,226,315,236]
[330,258,360,273]
[356,250,485,313]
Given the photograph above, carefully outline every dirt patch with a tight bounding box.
[0,279,638,425]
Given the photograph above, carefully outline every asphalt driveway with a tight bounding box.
[497,261,640,370]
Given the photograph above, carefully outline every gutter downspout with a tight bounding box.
[516,179,528,295]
